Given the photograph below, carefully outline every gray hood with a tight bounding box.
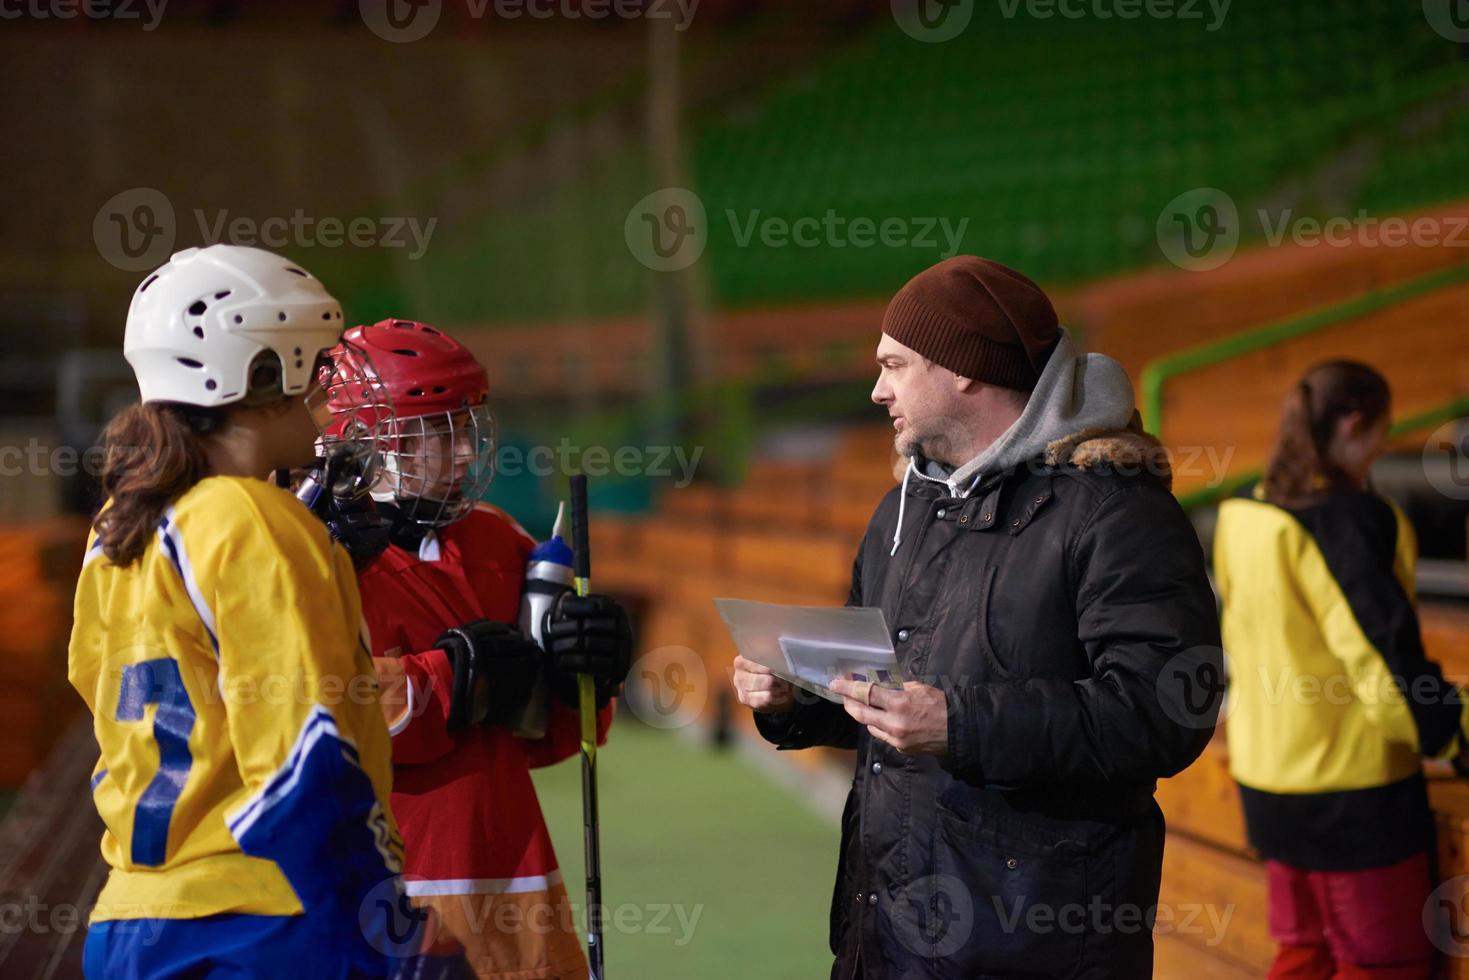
[887,332,1138,556]
[917,331,1136,494]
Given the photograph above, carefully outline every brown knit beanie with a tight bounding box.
[881,256,1061,391]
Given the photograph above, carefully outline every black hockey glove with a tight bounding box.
[290,452,392,569]
[434,620,544,732]
[542,593,633,709]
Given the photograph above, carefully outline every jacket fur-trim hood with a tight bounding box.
[1043,415,1172,492]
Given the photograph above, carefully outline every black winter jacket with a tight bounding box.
[756,426,1222,979]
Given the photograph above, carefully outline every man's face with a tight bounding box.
[870,333,965,462]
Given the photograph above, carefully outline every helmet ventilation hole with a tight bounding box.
[277,312,287,322]
[177,357,205,369]
[188,300,207,316]
[285,268,307,277]
[140,274,159,292]
[205,380,218,391]
[321,312,332,321]
[408,388,424,397]
[234,315,243,324]
[193,327,205,339]
[392,349,420,357]
[214,290,231,299]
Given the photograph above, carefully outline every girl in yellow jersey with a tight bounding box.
[69,245,409,978]
[1215,361,1469,979]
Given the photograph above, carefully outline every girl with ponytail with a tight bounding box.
[69,245,408,978]
[1215,361,1465,979]
[1262,362,1391,509]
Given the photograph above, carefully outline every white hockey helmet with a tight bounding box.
[124,244,345,407]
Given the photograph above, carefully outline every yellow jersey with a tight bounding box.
[69,475,403,923]
[1215,484,1468,869]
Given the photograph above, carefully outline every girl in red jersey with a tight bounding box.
[321,318,632,980]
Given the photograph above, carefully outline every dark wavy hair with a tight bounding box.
[93,403,224,566]
[94,352,292,566]
[1262,360,1390,509]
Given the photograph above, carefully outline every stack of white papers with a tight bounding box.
[713,597,909,704]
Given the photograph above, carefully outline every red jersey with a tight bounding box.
[360,502,611,979]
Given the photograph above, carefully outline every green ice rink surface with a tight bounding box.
[530,716,840,979]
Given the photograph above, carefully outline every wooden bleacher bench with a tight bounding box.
[729,529,854,594]
[0,519,89,789]
[1160,279,1469,498]
[1157,832,1272,973]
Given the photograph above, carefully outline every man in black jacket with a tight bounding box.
[732,256,1222,979]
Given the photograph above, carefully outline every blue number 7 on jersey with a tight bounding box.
[116,659,197,867]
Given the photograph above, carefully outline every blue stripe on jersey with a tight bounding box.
[226,706,342,841]
[115,659,196,867]
[225,705,400,934]
[90,768,108,792]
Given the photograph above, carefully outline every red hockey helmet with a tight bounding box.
[323,318,496,528]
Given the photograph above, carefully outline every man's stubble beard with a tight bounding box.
[897,421,969,467]
[894,429,921,460]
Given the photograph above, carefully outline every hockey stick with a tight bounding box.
[570,474,606,980]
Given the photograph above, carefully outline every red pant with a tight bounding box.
[1266,853,1434,980]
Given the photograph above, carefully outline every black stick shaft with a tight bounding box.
[571,475,590,581]
[583,752,604,979]
[569,473,604,979]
